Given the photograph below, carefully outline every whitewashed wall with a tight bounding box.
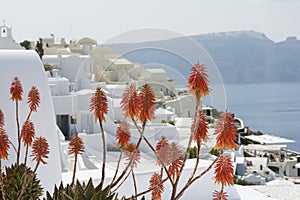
[0,50,62,193]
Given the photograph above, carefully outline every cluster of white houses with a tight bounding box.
[38,34,202,142]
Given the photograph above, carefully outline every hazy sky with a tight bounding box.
[1,0,299,43]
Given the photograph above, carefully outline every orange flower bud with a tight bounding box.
[188,63,210,103]
[214,156,234,186]
[90,87,108,122]
[121,84,139,119]
[31,136,49,165]
[27,86,40,112]
[214,112,238,150]
[0,109,4,127]
[192,110,208,144]
[10,77,23,101]
[116,121,131,147]
[125,143,140,168]
[68,135,84,155]
[168,142,182,181]
[21,120,35,146]
[0,127,9,160]
[156,136,171,166]
[138,84,155,123]
[149,173,164,200]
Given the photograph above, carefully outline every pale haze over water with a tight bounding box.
[225,83,300,152]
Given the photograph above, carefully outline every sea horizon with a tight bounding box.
[224,82,300,152]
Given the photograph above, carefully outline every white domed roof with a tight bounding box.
[76,37,97,45]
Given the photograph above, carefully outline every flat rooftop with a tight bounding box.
[245,134,295,145]
[244,144,288,151]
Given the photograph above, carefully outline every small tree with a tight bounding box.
[35,38,44,59]
[20,40,31,50]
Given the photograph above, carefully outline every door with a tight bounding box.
[56,115,70,139]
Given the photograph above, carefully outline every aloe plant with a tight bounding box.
[46,178,117,200]
[0,164,43,200]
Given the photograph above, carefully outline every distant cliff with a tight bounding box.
[107,30,300,84]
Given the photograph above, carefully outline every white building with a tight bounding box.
[0,23,23,49]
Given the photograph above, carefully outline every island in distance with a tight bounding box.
[107,30,300,84]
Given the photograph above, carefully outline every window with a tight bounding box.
[1,27,7,37]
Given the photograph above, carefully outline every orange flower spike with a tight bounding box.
[214,112,238,150]
[213,190,228,200]
[192,110,208,144]
[31,136,49,164]
[125,143,140,168]
[0,109,4,127]
[149,173,164,200]
[90,87,108,122]
[116,121,131,147]
[68,135,84,155]
[138,84,155,123]
[0,127,9,160]
[27,86,40,112]
[121,84,139,119]
[10,77,23,101]
[214,156,234,186]
[188,63,210,103]
[21,120,35,146]
[168,142,183,181]
[156,136,171,166]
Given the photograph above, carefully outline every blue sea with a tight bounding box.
[223,83,300,152]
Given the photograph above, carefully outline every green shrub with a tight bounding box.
[209,148,220,156]
[168,120,175,126]
[161,119,167,123]
[189,146,197,159]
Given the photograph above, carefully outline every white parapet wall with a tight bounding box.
[0,50,62,193]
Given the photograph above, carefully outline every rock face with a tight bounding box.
[108,30,300,84]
